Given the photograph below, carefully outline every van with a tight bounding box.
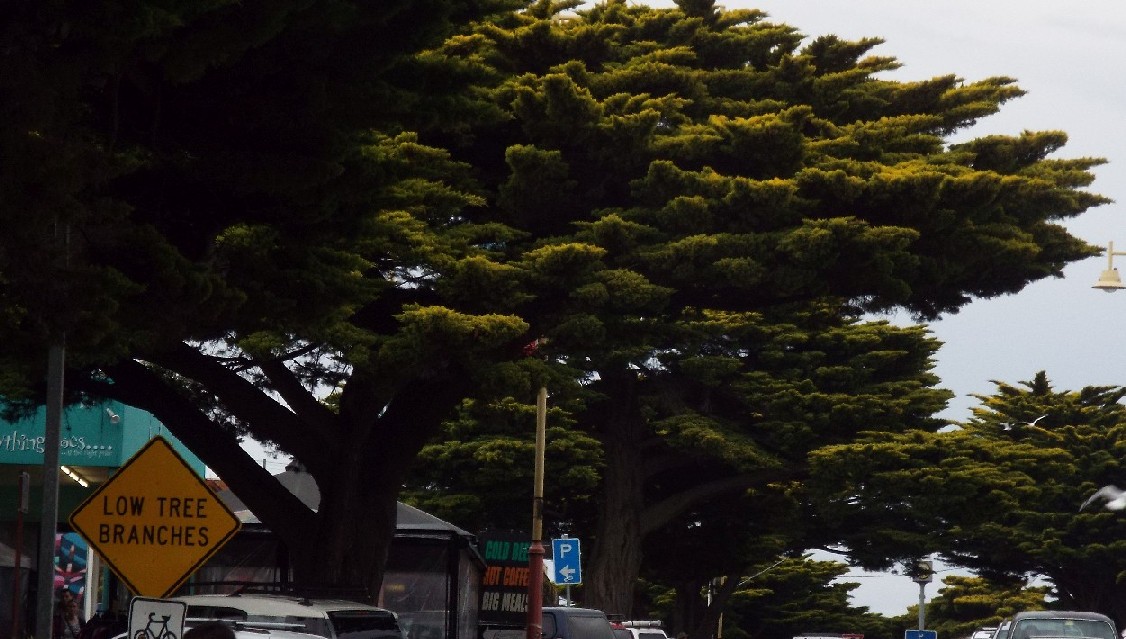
[541,607,616,639]
[170,593,403,639]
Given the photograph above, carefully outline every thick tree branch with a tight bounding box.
[361,367,472,477]
[257,357,338,434]
[88,359,318,546]
[640,467,804,535]
[150,342,335,468]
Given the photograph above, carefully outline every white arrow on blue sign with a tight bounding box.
[551,537,582,585]
[905,631,937,639]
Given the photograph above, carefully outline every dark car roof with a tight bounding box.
[1013,612,1114,621]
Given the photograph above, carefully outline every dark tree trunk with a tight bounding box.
[671,578,706,639]
[587,439,645,614]
[294,469,398,601]
[586,373,645,615]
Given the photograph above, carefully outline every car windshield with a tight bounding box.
[1012,620,1116,639]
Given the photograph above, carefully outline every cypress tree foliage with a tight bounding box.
[807,373,1126,625]
[924,576,1048,639]
[408,0,1107,619]
[705,557,893,639]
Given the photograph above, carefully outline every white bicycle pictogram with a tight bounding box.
[134,613,177,639]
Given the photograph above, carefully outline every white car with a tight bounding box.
[618,621,668,639]
[170,594,404,639]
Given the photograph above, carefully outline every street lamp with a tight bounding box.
[913,559,933,631]
[1092,242,1126,291]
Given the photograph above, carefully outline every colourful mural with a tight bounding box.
[54,532,87,603]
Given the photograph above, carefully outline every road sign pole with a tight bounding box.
[527,387,547,639]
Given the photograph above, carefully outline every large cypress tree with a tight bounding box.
[408,0,1107,617]
[807,373,1126,625]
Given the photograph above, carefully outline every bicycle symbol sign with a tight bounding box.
[129,597,187,639]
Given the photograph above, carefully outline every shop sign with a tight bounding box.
[0,404,125,466]
[478,531,532,627]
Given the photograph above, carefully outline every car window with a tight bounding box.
[567,616,614,639]
[328,611,402,639]
[613,630,632,639]
[638,632,665,639]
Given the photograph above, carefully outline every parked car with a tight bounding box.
[541,607,615,639]
[994,611,1116,639]
[171,594,404,639]
[607,615,629,639]
[618,621,668,639]
[972,627,999,639]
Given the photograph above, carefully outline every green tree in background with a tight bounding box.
[924,576,1048,639]
[713,557,894,639]
[409,0,1106,618]
[807,373,1126,624]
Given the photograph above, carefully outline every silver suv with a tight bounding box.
[996,611,1116,639]
[172,594,404,639]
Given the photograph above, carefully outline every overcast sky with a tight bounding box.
[695,0,1126,616]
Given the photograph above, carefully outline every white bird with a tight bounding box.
[1002,414,1048,432]
[1080,485,1126,511]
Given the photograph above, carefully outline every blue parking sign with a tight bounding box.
[551,537,582,584]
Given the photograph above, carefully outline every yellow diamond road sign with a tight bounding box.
[69,436,241,598]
